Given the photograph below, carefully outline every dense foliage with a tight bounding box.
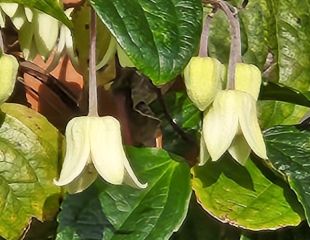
[0,0,309,239]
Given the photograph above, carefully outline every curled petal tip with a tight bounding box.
[53,174,76,187]
[53,178,62,187]
[255,148,268,160]
[132,181,148,189]
[140,183,148,189]
[123,160,147,189]
[125,178,148,189]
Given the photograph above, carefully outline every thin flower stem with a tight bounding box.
[199,14,213,57]
[218,0,241,90]
[0,28,4,53]
[88,7,98,116]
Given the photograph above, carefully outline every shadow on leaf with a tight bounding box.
[193,154,255,191]
[57,185,112,239]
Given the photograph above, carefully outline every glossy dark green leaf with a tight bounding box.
[0,103,61,240]
[56,147,191,240]
[238,1,269,68]
[90,0,202,85]
[192,155,304,231]
[260,0,310,127]
[260,81,310,107]
[264,125,310,225]
[0,0,71,27]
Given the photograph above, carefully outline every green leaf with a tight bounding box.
[264,125,310,225]
[260,81,310,108]
[260,0,310,127]
[0,0,72,27]
[0,103,61,240]
[238,1,269,68]
[90,0,202,85]
[57,147,191,240]
[192,156,304,231]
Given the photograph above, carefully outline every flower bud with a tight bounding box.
[235,63,262,100]
[0,53,19,104]
[184,57,224,111]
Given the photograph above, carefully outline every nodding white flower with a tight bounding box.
[54,116,147,194]
[202,90,267,165]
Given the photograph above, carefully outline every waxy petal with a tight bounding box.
[237,92,267,159]
[90,116,125,185]
[0,3,19,18]
[123,159,147,188]
[65,162,98,194]
[235,63,262,100]
[203,91,239,161]
[54,117,91,186]
[228,135,251,165]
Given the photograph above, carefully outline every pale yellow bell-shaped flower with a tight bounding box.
[184,57,224,111]
[54,116,147,194]
[202,90,267,165]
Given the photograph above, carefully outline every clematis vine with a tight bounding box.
[54,8,146,193]
[199,1,267,165]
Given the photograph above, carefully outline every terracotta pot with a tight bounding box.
[62,0,83,4]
